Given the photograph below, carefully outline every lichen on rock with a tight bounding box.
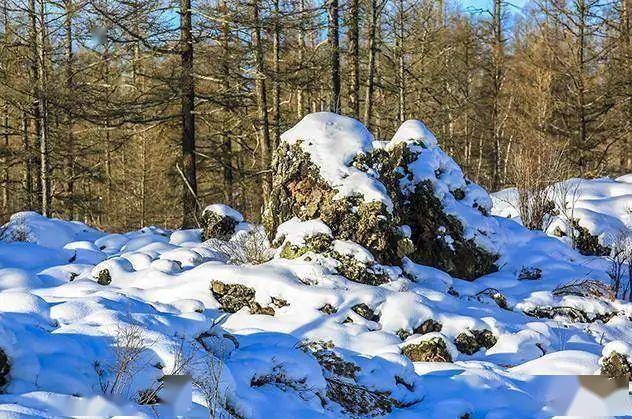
[201,204,244,241]
[210,281,275,316]
[600,351,632,380]
[454,329,497,355]
[401,336,453,362]
[264,113,501,281]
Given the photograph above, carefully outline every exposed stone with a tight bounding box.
[201,209,239,241]
[373,140,499,280]
[572,221,610,257]
[413,319,443,335]
[96,269,111,286]
[271,297,289,308]
[319,304,338,315]
[351,303,379,322]
[524,305,615,323]
[210,281,275,316]
[454,329,497,355]
[332,253,390,286]
[279,233,333,260]
[600,352,632,380]
[262,141,405,266]
[302,340,394,416]
[517,267,542,281]
[0,348,9,389]
[401,337,452,362]
[263,116,500,281]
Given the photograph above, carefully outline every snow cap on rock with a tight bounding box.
[202,204,244,223]
[391,119,438,148]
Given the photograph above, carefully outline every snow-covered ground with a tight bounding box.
[0,116,631,418]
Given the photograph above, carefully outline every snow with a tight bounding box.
[275,217,332,246]
[203,204,244,222]
[491,177,632,248]
[281,112,393,211]
[0,115,631,417]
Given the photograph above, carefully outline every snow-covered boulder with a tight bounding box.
[264,112,499,279]
[201,204,244,241]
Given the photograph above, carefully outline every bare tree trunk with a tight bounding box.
[490,0,504,191]
[252,0,271,205]
[1,0,9,215]
[296,0,306,118]
[363,0,382,130]
[64,0,74,218]
[22,111,34,210]
[180,0,198,227]
[348,0,360,118]
[37,0,51,216]
[327,0,340,113]
[29,0,42,211]
[220,0,234,205]
[397,0,406,123]
[273,0,281,148]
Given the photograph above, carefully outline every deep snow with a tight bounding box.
[0,118,631,417]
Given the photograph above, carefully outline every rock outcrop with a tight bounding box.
[201,204,244,241]
[264,113,500,280]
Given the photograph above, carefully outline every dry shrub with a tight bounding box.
[606,231,632,299]
[552,279,614,300]
[94,323,154,398]
[510,145,569,231]
[205,228,273,265]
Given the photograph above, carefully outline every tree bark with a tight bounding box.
[252,0,271,205]
[64,0,75,218]
[273,0,281,148]
[180,0,198,227]
[220,0,233,205]
[37,0,51,216]
[327,0,340,113]
[348,0,360,118]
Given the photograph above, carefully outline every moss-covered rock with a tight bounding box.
[201,205,243,241]
[263,142,403,266]
[572,221,610,256]
[454,329,497,355]
[210,281,275,316]
[351,303,379,322]
[401,337,452,362]
[264,116,500,280]
[397,319,443,341]
[96,269,111,286]
[600,352,632,380]
[319,304,338,315]
[302,340,394,416]
[0,348,9,389]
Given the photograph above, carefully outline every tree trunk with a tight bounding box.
[349,0,360,118]
[180,0,198,227]
[363,0,380,130]
[220,0,234,205]
[296,0,306,118]
[64,0,75,218]
[252,0,271,205]
[273,0,281,148]
[37,0,51,216]
[327,0,340,113]
[490,0,504,190]
[397,0,406,123]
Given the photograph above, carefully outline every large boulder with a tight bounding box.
[201,204,244,241]
[264,113,500,279]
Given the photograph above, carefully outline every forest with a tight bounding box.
[0,0,630,230]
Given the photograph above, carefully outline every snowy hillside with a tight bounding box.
[0,114,631,418]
